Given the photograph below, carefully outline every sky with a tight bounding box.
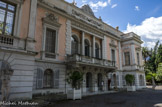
[65,0,162,49]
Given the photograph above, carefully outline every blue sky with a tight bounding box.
[65,0,162,48]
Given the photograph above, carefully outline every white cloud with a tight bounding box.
[89,1,108,12]
[124,16,162,49]
[135,6,140,11]
[111,4,117,8]
[108,0,111,5]
[82,0,87,3]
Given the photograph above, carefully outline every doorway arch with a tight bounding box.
[98,73,102,91]
[86,72,92,92]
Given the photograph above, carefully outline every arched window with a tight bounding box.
[95,43,99,58]
[86,72,92,88]
[85,39,90,56]
[97,73,102,90]
[44,69,53,88]
[71,35,79,54]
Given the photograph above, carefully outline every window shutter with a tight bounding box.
[37,68,43,89]
[54,69,59,89]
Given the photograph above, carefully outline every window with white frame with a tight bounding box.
[0,0,16,35]
[124,52,130,65]
[45,28,57,59]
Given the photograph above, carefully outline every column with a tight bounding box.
[135,73,139,89]
[82,32,85,55]
[26,0,38,51]
[118,42,123,70]
[131,44,136,65]
[102,39,105,59]
[143,74,147,87]
[93,36,95,57]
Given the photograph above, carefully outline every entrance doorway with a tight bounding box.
[86,72,92,92]
[98,73,102,91]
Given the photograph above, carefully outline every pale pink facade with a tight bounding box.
[0,0,146,100]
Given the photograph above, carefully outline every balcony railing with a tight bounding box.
[67,54,116,68]
[123,65,144,71]
[0,35,14,45]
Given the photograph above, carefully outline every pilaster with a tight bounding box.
[131,44,136,65]
[93,36,95,57]
[66,20,72,55]
[26,0,37,51]
[118,42,122,70]
[82,32,85,55]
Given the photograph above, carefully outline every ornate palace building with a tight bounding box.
[0,0,146,100]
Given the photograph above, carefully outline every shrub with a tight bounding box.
[125,74,135,86]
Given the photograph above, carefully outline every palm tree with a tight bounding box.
[142,47,149,63]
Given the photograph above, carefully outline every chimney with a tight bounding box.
[99,16,102,21]
[116,26,119,31]
[72,0,77,6]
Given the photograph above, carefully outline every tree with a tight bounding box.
[155,44,162,66]
[125,74,135,86]
[66,71,83,89]
[144,41,160,89]
[155,63,162,81]
[142,47,149,63]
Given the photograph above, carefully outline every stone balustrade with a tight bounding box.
[67,54,116,67]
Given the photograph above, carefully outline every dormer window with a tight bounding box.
[0,1,16,35]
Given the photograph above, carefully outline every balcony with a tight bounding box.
[67,54,116,68]
[123,65,144,71]
[0,35,25,49]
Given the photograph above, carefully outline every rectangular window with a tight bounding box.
[111,49,115,61]
[45,28,56,58]
[137,53,140,65]
[0,0,16,35]
[124,52,130,65]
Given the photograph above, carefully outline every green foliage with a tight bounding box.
[155,44,162,66]
[155,63,162,81]
[143,41,162,82]
[66,71,83,89]
[125,74,135,86]
[142,47,149,63]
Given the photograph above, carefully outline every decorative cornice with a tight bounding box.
[37,1,121,41]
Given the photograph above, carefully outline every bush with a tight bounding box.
[125,74,135,86]
[66,71,83,89]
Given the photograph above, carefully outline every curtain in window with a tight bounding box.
[125,52,130,65]
[71,36,78,54]
[85,40,90,56]
[95,43,99,58]
[43,69,53,88]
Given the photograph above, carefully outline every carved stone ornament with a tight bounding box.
[81,5,95,17]
[136,47,141,51]
[43,12,61,27]
[72,9,103,29]
[45,12,58,22]
[109,39,117,48]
